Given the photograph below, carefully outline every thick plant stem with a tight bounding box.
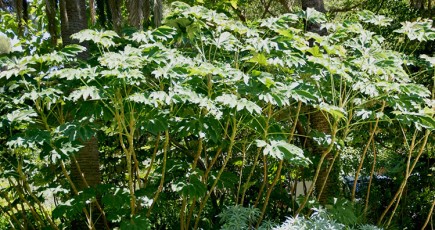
[180,138,202,229]
[127,109,137,216]
[236,142,247,204]
[289,101,302,142]
[378,130,430,226]
[0,193,25,230]
[240,147,262,205]
[71,155,110,230]
[351,101,385,201]
[17,159,58,230]
[192,138,203,170]
[185,120,230,229]
[182,201,191,229]
[60,161,95,230]
[8,178,45,228]
[257,159,284,228]
[296,122,338,215]
[316,149,340,202]
[256,101,302,226]
[193,117,238,229]
[185,147,223,229]
[364,141,377,215]
[143,134,161,188]
[254,155,268,207]
[147,130,170,217]
[421,197,435,230]
[185,199,197,230]
[203,118,230,182]
[254,104,273,207]
[377,130,417,225]
[0,205,23,230]
[384,130,430,228]
[114,90,137,216]
[180,197,187,230]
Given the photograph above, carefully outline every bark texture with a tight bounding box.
[310,111,339,204]
[301,0,325,12]
[45,0,58,45]
[90,0,96,25]
[96,0,108,28]
[59,0,87,46]
[71,137,101,189]
[302,0,338,205]
[108,0,123,33]
[15,0,23,36]
[128,0,144,29]
[59,1,103,227]
[143,0,150,28]
[153,0,162,27]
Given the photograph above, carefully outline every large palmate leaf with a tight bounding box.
[256,140,311,166]
[71,29,119,48]
[54,121,95,141]
[171,170,207,199]
[67,86,101,101]
[120,215,152,230]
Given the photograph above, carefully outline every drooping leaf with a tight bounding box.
[261,140,311,166]
[68,86,101,101]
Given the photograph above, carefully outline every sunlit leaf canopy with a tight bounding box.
[0,0,434,229]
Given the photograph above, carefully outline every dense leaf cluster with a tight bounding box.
[0,2,434,229]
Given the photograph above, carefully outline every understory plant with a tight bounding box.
[0,2,434,229]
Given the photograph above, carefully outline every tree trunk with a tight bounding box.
[59,0,87,46]
[71,137,101,188]
[302,0,338,205]
[59,1,103,228]
[108,0,123,33]
[302,0,326,35]
[143,0,150,28]
[96,0,107,28]
[153,0,162,27]
[128,0,144,30]
[309,111,337,204]
[45,0,58,46]
[301,0,325,12]
[90,0,96,26]
[15,0,23,36]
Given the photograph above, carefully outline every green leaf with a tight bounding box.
[61,44,87,56]
[54,122,95,142]
[140,110,169,134]
[248,53,268,66]
[68,86,101,101]
[262,140,311,166]
[71,29,119,47]
[305,8,327,24]
[307,46,322,57]
[290,85,319,103]
[216,94,238,109]
[395,112,435,130]
[120,215,151,230]
[172,170,207,199]
[399,84,431,98]
[5,109,37,124]
[208,171,239,190]
[6,129,51,149]
[255,139,267,148]
[152,26,178,41]
[318,103,346,121]
[228,0,238,9]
